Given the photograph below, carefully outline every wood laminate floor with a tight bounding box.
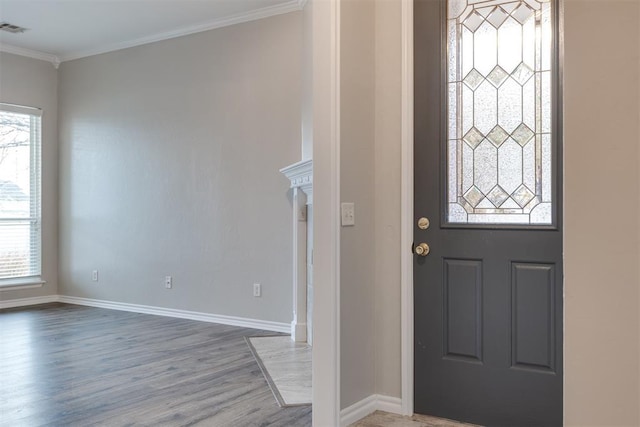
[0,303,312,427]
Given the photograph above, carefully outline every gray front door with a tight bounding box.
[413,0,563,425]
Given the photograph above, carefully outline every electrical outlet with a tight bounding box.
[165,276,172,289]
[253,283,261,297]
[341,202,355,226]
[92,270,99,282]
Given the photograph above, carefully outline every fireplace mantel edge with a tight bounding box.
[280,159,313,204]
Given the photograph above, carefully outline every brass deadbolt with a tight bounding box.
[418,217,430,230]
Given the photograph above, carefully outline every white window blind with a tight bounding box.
[0,103,42,282]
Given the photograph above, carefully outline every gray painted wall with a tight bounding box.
[0,53,59,302]
[57,12,303,323]
[339,0,404,407]
[301,1,313,161]
[340,0,377,409]
[563,1,640,423]
[373,0,402,399]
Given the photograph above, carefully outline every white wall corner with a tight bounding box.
[340,394,404,427]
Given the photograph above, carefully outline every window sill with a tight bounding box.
[0,278,46,292]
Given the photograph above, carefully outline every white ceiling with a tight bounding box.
[0,0,302,63]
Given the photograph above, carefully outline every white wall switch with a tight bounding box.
[165,276,172,289]
[253,283,261,297]
[92,270,99,282]
[341,202,355,226]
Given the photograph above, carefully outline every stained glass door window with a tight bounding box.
[446,0,554,225]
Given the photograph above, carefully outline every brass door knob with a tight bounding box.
[415,243,430,256]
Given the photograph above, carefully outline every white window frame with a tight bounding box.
[0,103,44,289]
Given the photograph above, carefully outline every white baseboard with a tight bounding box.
[0,294,59,309]
[375,394,403,415]
[341,395,378,427]
[340,394,403,426]
[291,320,308,342]
[1,294,290,333]
[57,295,290,333]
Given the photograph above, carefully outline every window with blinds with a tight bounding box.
[0,104,42,283]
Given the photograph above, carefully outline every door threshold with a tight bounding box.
[351,410,480,427]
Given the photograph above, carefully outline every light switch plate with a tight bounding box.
[341,202,355,226]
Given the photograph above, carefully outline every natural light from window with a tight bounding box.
[0,105,42,282]
[446,0,554,225]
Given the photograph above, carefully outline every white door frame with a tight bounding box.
[311,0,342,425]
[400,0,415,416]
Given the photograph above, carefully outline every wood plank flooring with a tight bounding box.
[0,303,312,427]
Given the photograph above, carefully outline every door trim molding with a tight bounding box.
[400,0,414,417]
[311,0,341,424]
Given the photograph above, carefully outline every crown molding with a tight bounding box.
[0,0,304,66]
[60,0,304,62]
[0,44,60,68]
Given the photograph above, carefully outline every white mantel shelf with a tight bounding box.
[280,159,313,203]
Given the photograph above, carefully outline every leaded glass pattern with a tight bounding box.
[447,0,553,225]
